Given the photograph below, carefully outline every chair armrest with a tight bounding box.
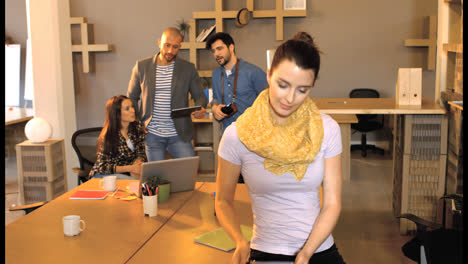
[9,201,48,214]
[73,167,91,185]
[72,167,88,176]
[397,214,443,233]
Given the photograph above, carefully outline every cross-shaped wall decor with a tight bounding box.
[180,19,212,77]
[193,0,237,33]
[404,15,437,71]
[248,0,306,40]
[182,0,307,77]
[70,17,113,73]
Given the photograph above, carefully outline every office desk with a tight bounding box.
[193,114,358,182]
[329,114,358,182]
[5,107,34,157]
[315,97,446,180]
[127,182,253,263]
[314,98,448,234]
[5,107,34,126]
[313,98,445,114]
[5,179,201,264]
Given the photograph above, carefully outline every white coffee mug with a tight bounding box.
[99,175,117,191]
[63,215,86,236]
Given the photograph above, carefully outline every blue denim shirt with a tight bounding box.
[211,58,268,131]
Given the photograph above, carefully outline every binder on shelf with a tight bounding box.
[196,29,207,42]
[198,25,216,42]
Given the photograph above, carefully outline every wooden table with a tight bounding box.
[192,98,445,183]
[313,98,445,114]
[5,107,34,157]
[5,179,202,264]
[330,114,358,182]
[5,107,34,126]
[315,98,446,181]
[127,182,252,263]
[193,113,358,182]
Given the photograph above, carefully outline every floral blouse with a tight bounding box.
[88,121,147,179]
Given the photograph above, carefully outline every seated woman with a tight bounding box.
[215,32,346,264]
[89,95,147,180]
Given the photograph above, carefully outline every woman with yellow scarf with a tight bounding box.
[215,32,346,264]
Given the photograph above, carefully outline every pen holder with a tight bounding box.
[143,195,158,217]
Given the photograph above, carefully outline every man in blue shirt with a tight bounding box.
[206,32,268,132]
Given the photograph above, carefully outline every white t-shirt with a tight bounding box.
[218,113,342,255]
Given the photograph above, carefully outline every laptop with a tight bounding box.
[140,156,200,196]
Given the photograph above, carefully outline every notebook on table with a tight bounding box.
[139,156,200,197]
[194,225,253,252]
[70,190,109,200]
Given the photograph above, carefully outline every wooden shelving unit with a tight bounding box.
[436,0,463,102]
[179,0,307,78]
[435,0,463,225]
[179,1,307,179]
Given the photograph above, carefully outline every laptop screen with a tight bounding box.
[139,156,200,197]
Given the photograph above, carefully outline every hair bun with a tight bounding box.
[293,31,314,45]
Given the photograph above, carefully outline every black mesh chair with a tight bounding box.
[349,89,385,157]
[397,194,463,264]
[71,127,102,185]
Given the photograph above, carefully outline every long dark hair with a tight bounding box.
[97,95,138,155]
[270,31,321,85]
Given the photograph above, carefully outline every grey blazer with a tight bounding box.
[127,54,207,142]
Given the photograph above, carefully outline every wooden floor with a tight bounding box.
[4,151,414,263]
[334,151,413,263]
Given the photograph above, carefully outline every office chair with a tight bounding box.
[397,194,463,264]
[349,88,385,157]
[71,127,102,185]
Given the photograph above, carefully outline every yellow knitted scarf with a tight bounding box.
[236,89,324,181]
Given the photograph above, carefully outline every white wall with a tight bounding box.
[26,0,79,190]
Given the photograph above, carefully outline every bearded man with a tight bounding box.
[206,32,268,133]
[128,27,207,161]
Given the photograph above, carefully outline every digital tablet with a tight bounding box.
[171,105,202,118]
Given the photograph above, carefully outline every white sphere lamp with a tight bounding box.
[24,117,53,143]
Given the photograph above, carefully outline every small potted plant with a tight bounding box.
[176,19,190,42]
[145,175,171,203]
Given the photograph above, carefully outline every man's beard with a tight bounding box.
[217,52,231,67]
[164,52,176,63]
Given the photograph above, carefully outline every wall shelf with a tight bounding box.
[180,0,307,78]
[443,43,463,53]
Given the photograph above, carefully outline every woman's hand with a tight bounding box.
[232,240,250,264]
[129,163,142,176]
[295,249,313,264]
[133,158,144,165]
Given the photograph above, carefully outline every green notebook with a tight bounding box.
[194,225,253,252]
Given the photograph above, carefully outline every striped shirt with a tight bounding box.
[147,62,177,137]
